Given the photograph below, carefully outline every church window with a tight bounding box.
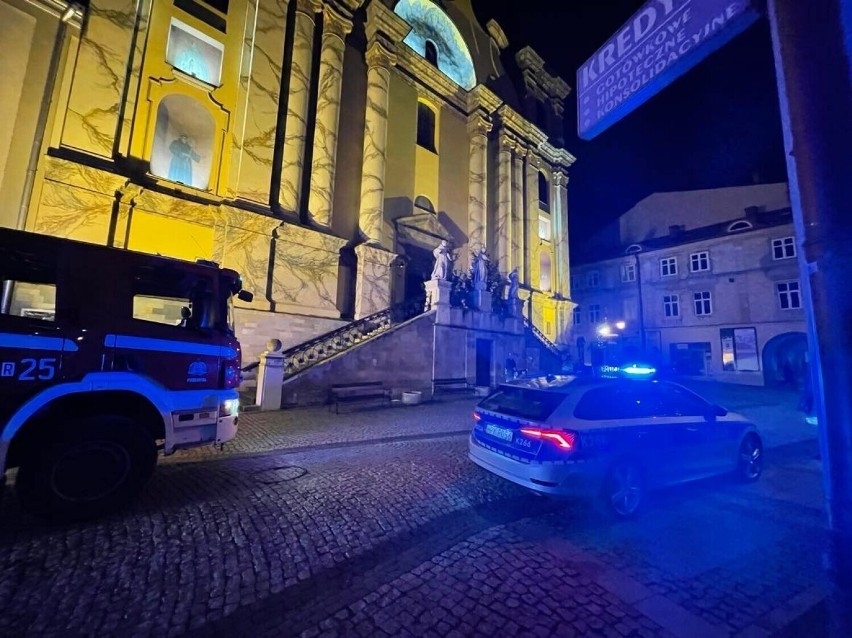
[414,195,435,214]
[538,172,550,211]
[166,18,224,86]
[417,102,437,153]
[540,253,552,292]
[425,40,438,66]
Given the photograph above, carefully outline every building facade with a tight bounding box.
[1,0,577,361]
[570,184,807,386]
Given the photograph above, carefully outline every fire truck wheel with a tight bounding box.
[16,415,157,521]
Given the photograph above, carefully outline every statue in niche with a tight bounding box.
[168,134,201,185]
[175,41,208,83]
[430,239,455,280]
[471,247,489,287]
[507,267,520,299]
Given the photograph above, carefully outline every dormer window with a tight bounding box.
[728,220,753,232]
[424,40,438,66]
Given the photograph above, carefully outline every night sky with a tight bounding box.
[469,0,788,251]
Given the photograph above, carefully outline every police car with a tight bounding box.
[468,368,763,517]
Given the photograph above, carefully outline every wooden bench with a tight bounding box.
[328,382,392,413]
[432,377,475,399]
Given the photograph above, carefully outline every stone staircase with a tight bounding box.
[523,317,567,373]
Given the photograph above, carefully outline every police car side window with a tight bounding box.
[655,385,709,417]
[574,386,662,420]
[0,248,58,323]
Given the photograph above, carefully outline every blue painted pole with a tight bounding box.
[768,0,852,633]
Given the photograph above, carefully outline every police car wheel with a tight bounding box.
[603,460,645,518]
[737,434,763,483]
[16,416,157,520]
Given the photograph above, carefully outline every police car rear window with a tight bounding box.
[478,387,566,421]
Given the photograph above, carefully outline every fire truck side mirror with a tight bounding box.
[237,290,254,303]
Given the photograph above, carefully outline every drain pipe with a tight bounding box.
[2,2,81,313]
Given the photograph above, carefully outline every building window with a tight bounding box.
[571,275,582,290]
[773,237,796,260]
[539,253,552,292]
[660,257,677,277]
[573,307,581,325]
[424,40,438,66]
[589,304,601,324]
[166,18,224,86]
[727,221,753,232]
[690,251,710,273]
[416,102,436,152]
[414,195,435,214]
[538,214,551,241]
[664,294,680,318]
[538,172,550,211]
[693,291,712,316]
[621,262,636,283]
[777,281,802,309]
[587,271,599,288]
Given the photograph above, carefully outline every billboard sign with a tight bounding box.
[577,0,760,140]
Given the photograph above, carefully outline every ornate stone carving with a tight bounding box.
[467,113,492,137]
[365,39,398,70]
[323,3,354,38]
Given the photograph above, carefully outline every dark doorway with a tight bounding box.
[762,331,808,386]
[669,342,711,376]
[400,244,432,310]
[476,338,492,387]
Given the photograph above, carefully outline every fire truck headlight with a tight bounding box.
[219,398,239,417]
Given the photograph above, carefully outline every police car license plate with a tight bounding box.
[485,423,513,442]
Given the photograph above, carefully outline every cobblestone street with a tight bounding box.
[0,385,830,637]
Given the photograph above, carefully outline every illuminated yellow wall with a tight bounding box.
[413,98,440,209]
[126,210,214,261]
[0,0,61,229]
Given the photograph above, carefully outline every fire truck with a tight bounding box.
[0,228,252,519]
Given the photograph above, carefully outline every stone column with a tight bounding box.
[357,40,396,244]
[523,152,542,286]
[495,131,514,273]
[512,145,527,276]
[552,169,570,297]
[231,0,290,204]
[279,0,323,213]
[308,4,353,227]
[467,113,491,254]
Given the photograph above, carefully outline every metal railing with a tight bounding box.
[523,317,562,358]
[281,299,425,378]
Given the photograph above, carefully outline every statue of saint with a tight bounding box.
[168,134,201,185]
[507,267,520,299]
[472,248,489,286]
[175,41,209,83]
[431,240,454,280]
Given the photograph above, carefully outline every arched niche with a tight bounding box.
[150,94,215,190]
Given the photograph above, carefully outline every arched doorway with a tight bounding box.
[762,331,808,386]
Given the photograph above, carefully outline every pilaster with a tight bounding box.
[354,243,398,318]
[231,0,291,205]
[279,0,323,213]
[495,130,515,274]
[512,144,527,276]
[524,152,542,287]
[552,169,570,298]
[466,113,492,253]
[308,3,354,226]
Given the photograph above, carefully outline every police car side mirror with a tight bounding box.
[237,290,254,303]
[705,404,727,422]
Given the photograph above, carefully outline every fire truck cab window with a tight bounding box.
[132,266,215,329]
[0,246,58,323]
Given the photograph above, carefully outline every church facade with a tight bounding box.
[1,0,577,361]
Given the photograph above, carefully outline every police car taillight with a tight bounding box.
[519,427,577,450]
